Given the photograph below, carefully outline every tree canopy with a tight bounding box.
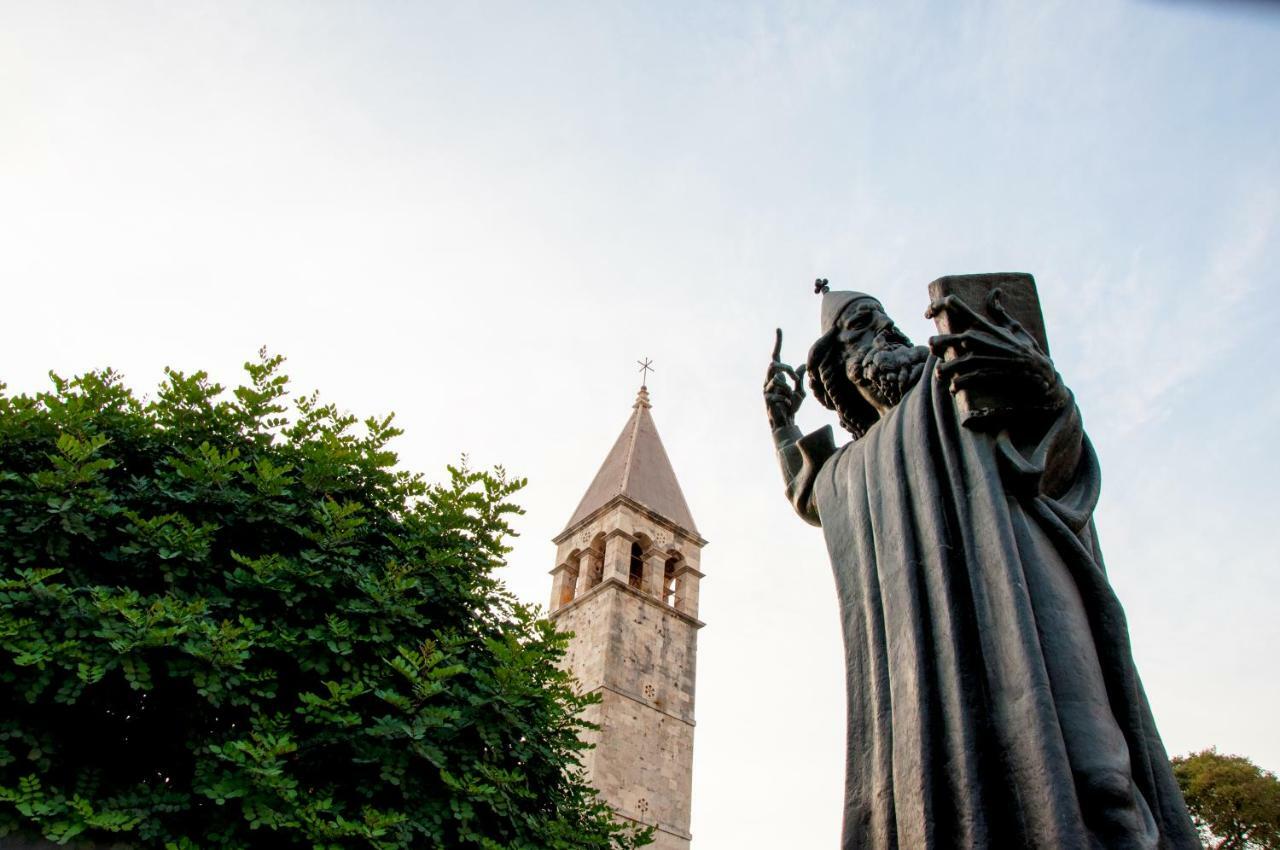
[0,352,646,849]
[1173,749,1280,850]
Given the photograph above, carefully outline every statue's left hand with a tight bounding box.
[926,290,1068,409]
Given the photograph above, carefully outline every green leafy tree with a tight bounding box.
[0,351,647,850]
[1173,749,1280,850]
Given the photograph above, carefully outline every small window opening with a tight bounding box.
[629,542,644,590]
[559,559,579,607]
[586,551,602,588]
[586,536,605,589]
[663,557,679,605]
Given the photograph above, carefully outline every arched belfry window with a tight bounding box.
[560,553,581,607]
[629,542,645,590]
[587,534,605,589]
[663,555,680,606]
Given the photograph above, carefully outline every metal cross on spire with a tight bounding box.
[637,357,655,389]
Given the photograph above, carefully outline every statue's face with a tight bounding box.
[836,300,925,411]
[835,299,898,352]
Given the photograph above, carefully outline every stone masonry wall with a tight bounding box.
[553,581,698,847]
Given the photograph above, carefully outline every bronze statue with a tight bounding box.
[766,275,1197,849]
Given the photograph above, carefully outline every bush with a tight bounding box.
[0,352,645,849]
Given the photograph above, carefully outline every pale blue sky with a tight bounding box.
[3,2,1279,846]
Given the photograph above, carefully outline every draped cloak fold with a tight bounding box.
[775,355,1197,850]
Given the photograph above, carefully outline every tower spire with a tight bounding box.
[561,385,696,535]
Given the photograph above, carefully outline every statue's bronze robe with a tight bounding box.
[775,355,1197,849]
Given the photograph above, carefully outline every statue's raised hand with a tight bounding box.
[765,328,807,430]
[926,289,1068,410]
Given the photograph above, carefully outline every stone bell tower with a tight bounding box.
[548,384,706,850]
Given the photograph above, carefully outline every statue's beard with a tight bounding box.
[847,334,928,409]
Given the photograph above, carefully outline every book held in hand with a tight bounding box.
[927,272,1054,429]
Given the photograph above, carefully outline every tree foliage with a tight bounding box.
[1173,749,1280,850]
[0,351,646,849]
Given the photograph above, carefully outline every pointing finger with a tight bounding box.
[772,328,783,363]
